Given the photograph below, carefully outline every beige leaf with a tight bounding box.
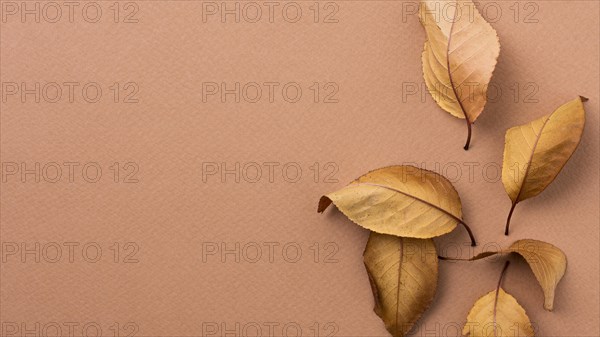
[420,0,500,149]
[467,239,567,311]
[502,97,586,234]
[318,166,475,244]
[463,288,534,337]
[364,233,438,337]
[505,240,567,311]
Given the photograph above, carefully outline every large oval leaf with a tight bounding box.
[420,0,500,149]
[318,166,465,240]
[363,233,438,337]
[463,288,535,337]
[467,239,567,311]
[502,97,586,234]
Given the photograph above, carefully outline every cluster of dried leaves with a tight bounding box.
[317,1,587,336]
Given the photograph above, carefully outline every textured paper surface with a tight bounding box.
[1,1,598,336]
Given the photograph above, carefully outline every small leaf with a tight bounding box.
[463,288,535,337]
[318,165,475,244]
[420,0,500,150]
[502,97,586,234]
[363,233,438,337]
[505,240,567,311]
[468,239,567,311]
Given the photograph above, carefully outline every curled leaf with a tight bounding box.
[463,288,535,337]
[364,233,438,337]
[503,97,587,235]
[318,165,475,244]
[466,239,567,311]
[504,240,567,311]
[420,0,500,150]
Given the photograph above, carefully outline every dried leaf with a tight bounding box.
[506,240,567,311]
[463,288,535,337]
[502,97,586,234]
[469,239,567,311]
[420,0,500,149]
[363,233,438,337]
[318,166,474,243]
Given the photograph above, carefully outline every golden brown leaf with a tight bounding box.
[505,240,567,311]
[318,166,474,243]
[463,288,534,337]
[420,0,500,149]
[363,233,438,337]
[502,97,586,234]
[468,239,567,311]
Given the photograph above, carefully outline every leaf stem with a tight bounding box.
[464,121,472,150]
[504,202,517,236]
[496,260,510,291]
[493,261,510,337]
[438,251,495,261]
[460,221,477,246]
[438,255,468,261]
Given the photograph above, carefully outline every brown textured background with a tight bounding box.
[1,0,598,336]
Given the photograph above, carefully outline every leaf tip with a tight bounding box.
[579,95,589,102]
[317,196,332,213]
[543,294,556,311]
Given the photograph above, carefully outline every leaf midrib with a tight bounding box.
[445,2,471,125]
[512,114,553,204]
[356,182,463,225]
[395,237,404,337]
